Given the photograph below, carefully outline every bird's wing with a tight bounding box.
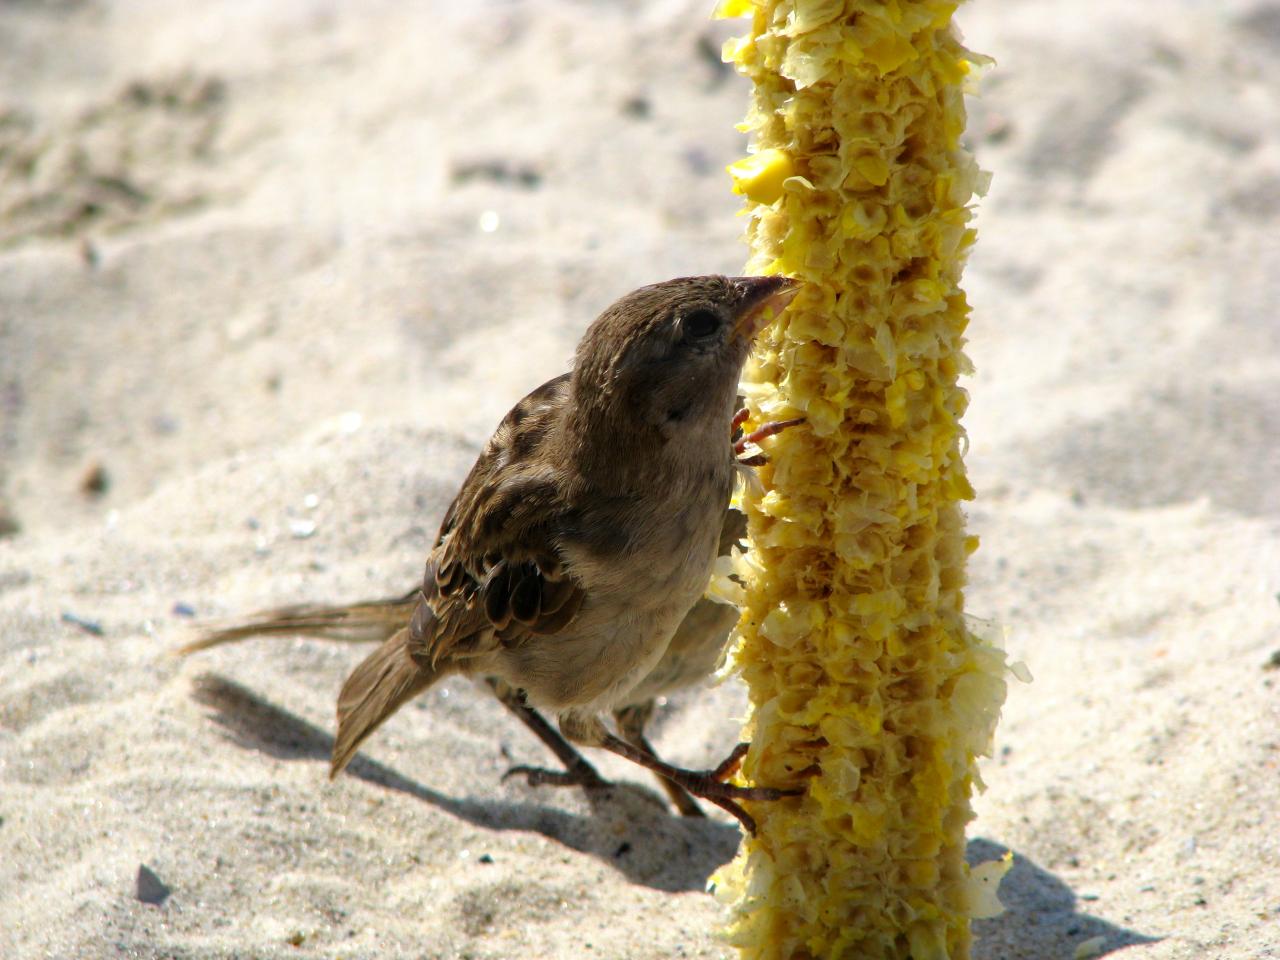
[407,374,587,669]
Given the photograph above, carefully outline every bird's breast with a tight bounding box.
[575,461,732,607]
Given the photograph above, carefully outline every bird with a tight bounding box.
[182,274,803,832]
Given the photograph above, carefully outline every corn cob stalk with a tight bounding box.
[712,1,1010,957]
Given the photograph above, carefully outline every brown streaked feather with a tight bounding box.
[510,570,542,624]
[331,627,442,777]
[525,586,583,636]
[538,572,576,617]
[406,373,587,671]
[174,589,420,655]
[434,559,466,594]
[483,562,515,630]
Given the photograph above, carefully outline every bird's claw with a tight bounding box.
[711,741,750,781]
[732,412,805,464]
[699,785,804,836]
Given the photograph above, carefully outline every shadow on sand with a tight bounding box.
[968,837,1159,959]
[189,672,740,894]
[190,672,1162,952]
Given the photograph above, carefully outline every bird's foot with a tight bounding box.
[600,735,802,835]
[732,412,804,466]
[502,760,609,791]
[677,742,802,834]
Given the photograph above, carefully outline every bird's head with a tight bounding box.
[570,274,799,453]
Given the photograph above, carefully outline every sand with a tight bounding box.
[1,1,1278,957]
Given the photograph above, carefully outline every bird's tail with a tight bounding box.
[331,627,442,777]
[174,588,419,655]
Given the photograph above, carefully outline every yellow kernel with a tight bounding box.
[854,154,891,186]
[712,0,754,18]
[727,149,795,205]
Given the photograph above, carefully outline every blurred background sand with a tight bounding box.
[1,1,1278,957]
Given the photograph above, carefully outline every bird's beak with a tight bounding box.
[730,275,801,341]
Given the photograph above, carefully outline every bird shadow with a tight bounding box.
[186,674,1163,939]
[188,672,740,893]
[967,838,1161,959]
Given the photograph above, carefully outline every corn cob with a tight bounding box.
[712,1,1011,957]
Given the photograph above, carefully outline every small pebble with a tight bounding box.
[61,611,104,636]
[0,569,31,589]
[478,853,494,864]
[289,519,317,539]
[151,414,179,435]
[620,94,651,119]
[80,462,110,496]
[79,238,100,268]
[135,864,171,905]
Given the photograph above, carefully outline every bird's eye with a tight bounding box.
[683,309,720,340]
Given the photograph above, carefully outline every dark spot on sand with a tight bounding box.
[135,864,171,905]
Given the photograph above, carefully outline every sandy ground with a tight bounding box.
[2,1,1278,957]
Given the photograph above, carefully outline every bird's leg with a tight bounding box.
[613,702,705,818]
[488,679,608,790]
[732,410,804,467]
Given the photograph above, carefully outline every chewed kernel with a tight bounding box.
[728,149,795,206]
[712,0,754,18]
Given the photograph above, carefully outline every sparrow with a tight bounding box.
[181,508,750,819]
[183,274,803,832]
